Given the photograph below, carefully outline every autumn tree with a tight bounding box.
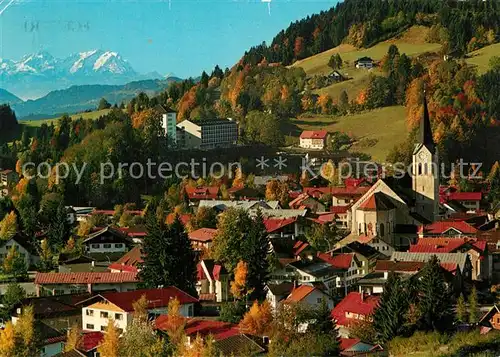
[0,321,15,357]
[0,211,18,240]
[0,283,26,320]
[294,37,305,58]
[65,324,82,352]
[14,305,39,357]
[97,319,121,357]
[176,335,218,357]
[3,245,27,279]
[230,260,250,300]
[163,298,187,347]
[120,296,164,357]
[239,300,273,335]
[265,180,289,207]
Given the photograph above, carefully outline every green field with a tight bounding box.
[19,109,112,128]
[466,42,500,74]
[291,26,442,101]
[291,105,407,161]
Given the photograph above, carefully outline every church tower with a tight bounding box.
[412,93,439,222]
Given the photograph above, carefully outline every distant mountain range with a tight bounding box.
[6,78,181,119]
[0,49,164,99]
[0,88,22,105]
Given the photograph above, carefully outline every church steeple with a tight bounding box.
[419,92,435,153]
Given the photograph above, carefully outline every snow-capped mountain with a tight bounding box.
[0,50,158,99]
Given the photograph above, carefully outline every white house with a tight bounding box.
[285,285,334,309]
[0,235,39,269]
[80,287,198,333]
[176,118,238,150]
[83,226,131,255]
[299,130,328,150]
[265,282,294,310]
[354,57,374,69]
[196,259,230,302]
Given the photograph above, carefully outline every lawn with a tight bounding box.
[290,105,407,161]
[466,42,500,74]
[19,109,112,128]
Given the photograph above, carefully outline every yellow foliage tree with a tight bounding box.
[239,300,273,335]
[232,167,245,187]
[320,160,340,186]
[97,319,121,357]
[15,178,30,197]
[177,335,218,357]
[230,260,250,300]
[132,294,148,322]
[0,211,18,240]
[14,305,38,357]
[164,298,187,347]
[488,161,500,182]
[0,321,15,357]
[265,180,289,207]
[65,324,82,352]
[317,94,333,114]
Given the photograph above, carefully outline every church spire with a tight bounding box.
[419,91,435,153]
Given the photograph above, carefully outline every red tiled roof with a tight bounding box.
[317,252,354,270]
[188,228,218,242]
[304,186,369,198]
[80,332,104,352]
[330,206,349,214]
[293,241,311,256]
[197,260,225,281]
[285,285,317,302]
[448,192,482,202]
[108,246,143,272]
[300,130,328,139]
[423,221,478,235]
[100,287,198,312]
[344,178,367,188]
[415,237,487,254]
[35,272,138,285]
[117,226,147,237]
[185,186,219,200]
[155,316,239,340]
[331,292,379,326]
[340,338,361,351]
[264,217,297,233]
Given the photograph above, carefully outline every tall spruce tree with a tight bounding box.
[139,210,197,297]
[244,209,270,298]
[468,286,479,324]
[47,202,70,248]
[373,273,410,342]
[416,255,454,332]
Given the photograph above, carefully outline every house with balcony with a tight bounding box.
[79,287,198,333]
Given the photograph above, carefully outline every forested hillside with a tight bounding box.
[242,0,500,66]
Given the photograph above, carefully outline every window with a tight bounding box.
[115,243,123,249]
[115,313,123,320]
[86,309,94,316]
[317,298,322,303]
[101,326,106,331]
[86,324,95,330]
[100,312,108,318]
[380,223,385,237]
[103,244,111,249]
[91,244,100,249]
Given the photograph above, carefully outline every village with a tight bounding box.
[1,94,500,357]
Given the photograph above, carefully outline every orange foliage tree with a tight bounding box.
[239,300,273,335]
[294,37,305,58]
[230,260,251,300]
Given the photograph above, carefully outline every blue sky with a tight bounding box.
[0,0,336,78]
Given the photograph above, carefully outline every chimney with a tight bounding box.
[293,280,297,290]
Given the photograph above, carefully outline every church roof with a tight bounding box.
[418,93,435,153]
[358,192,396,211]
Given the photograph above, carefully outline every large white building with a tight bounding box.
[157,105,178,145]
[176,118,238,150]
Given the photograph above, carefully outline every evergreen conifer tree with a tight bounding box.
[416,255,454,332]
[139,210,197,296]
[456,293,467,323]
[468,286,479,324]
[373,273,410,342]
[244,209,270,298]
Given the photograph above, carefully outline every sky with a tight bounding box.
[0,0,337,78]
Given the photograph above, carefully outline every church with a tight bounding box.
[344,94,440,249]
